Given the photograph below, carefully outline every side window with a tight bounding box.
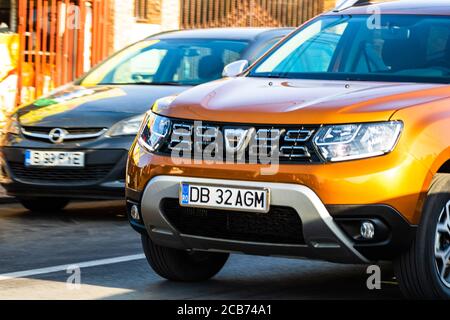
[112,48,167,83]
[172,46,244,84]
[248,37,282,63]
[172,47,212,82]
[426,25,450,61]
[294,33,340,72]
[274,23,347,73]
[223,48,242,66]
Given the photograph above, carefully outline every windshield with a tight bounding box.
[250,15,450,84]
[80,39,249,86]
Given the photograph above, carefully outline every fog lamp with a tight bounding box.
[130,205,140,220]
[360,221,375,240]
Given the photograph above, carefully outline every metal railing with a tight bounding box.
[16,0,112,105]
[180,0,325,28]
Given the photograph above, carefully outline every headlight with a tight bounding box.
[314,121,403,162]
[138,113,171,152]
[107,114,146,137]
[3,114,21,135]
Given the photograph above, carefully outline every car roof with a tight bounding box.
[325,0,450,16]
[146,28,294,42]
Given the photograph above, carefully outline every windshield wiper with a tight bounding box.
[147,82,185,86]
[249,73,290,79]
[100,81,184,86]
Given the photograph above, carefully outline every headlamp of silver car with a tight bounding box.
[314,121,403,162]
[3,114,21,135]
[107,114,146,137]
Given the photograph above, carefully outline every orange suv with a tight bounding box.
[126,0,450,299]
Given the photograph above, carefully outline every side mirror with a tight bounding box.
[222,60,249,78]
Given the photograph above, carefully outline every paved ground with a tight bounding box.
[0,201,403,300]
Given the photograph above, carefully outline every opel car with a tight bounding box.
[0,28,292,212]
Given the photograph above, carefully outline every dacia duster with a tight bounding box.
[126,0,450,299]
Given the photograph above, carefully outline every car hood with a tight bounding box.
[155,77,450,124]
[17,84,188,128]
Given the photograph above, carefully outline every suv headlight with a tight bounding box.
[138,113,171,152]
[314,121,403,162]
[107,114,146,137]
[3,114,21,135]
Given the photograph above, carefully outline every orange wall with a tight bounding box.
[324,0,336,11]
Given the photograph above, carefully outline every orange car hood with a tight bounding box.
[156,77,450,124]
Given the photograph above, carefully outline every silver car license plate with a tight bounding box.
[25,150,85,167]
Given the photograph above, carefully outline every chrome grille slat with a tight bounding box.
[195,126,219,138]
[256,128,284,141]
[249,144,278,157]
[172,124,193,136]
[169,140,192,151]
[285,129,314,142]
[280,146,311,158]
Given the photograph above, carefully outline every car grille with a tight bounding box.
[157,120,322,164]
[8,162,114,184]
[21,127,107,143]
[161,199,305,245]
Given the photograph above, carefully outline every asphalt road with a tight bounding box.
[0,201,404,300]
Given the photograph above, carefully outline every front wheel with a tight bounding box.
[394,174,450,299]
[141,234,229,282]
[18,198,70,213]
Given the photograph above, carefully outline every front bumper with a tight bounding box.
[0,135,133,200]
[127,176,415,263]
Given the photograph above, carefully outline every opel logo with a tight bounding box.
[224,128,255,154]
[48,128,67,144]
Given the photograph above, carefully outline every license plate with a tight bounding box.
[180,183,270,213]
[25,150,85,167]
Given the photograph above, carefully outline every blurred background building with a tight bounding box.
[0,0,336,122]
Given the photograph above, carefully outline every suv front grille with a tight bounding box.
[161,199,305,245]
[8,162,114,184]
[157,120,322,164]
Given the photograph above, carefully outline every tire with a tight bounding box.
[19,198,70,213]
[394,174,450,299]
[141,234,229,282]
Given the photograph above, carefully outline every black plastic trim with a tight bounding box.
[1,147,128,199]
[328,204,417,261]
[126,199,146,234]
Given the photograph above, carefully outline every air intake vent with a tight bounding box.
[161,199,305,245]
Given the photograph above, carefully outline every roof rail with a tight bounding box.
[333,0,373,12]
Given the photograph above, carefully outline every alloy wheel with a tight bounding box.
[435,200,450,288]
